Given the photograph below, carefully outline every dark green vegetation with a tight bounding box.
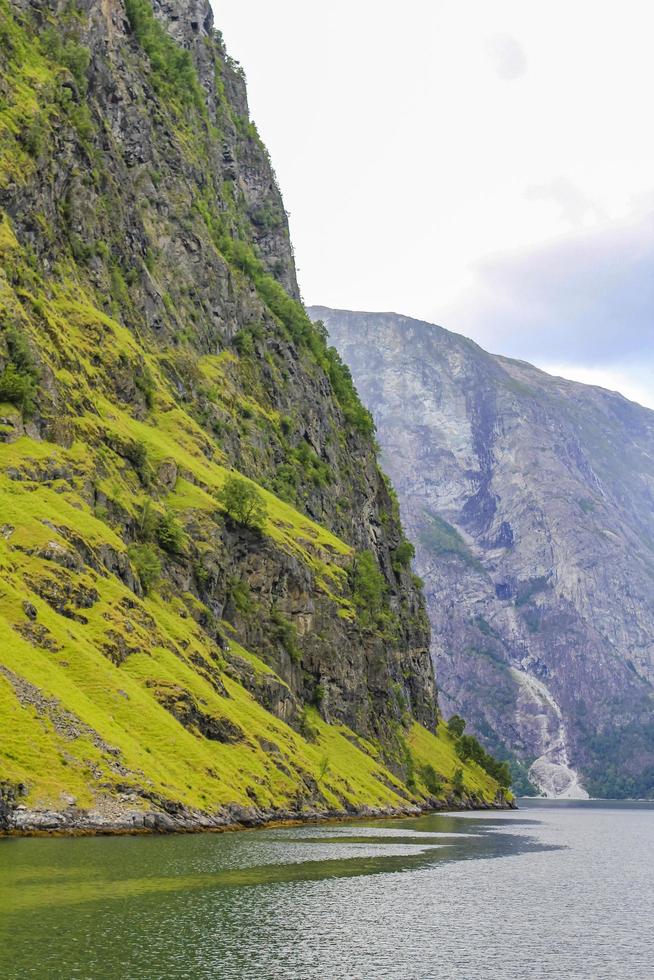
[0,0,508,829]
[218,474,267,529]
[446,715,511,787]
[0,324,38,414]
[419,512,482,570]
[582,720,654,800]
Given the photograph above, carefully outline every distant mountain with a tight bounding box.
[313,307,654,799]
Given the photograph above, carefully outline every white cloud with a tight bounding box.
[449,209,654,365]
[541,363,654,411]
[213,0,654,407]
[486,33,527,80]
[525,177,605,227]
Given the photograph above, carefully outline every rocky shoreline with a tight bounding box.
[0,795,516,838]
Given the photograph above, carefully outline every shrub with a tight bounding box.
[0,363,35,414]
[350,550,386,623]
[156,509,186,555]
[399,736,416,790]
[392,539,415,572]
[0,326,38,416]
[194,207,375,438]
[137,499,158,541]
[61,39,90,93]
[317,754,330,782]
[67,103,95,142]
[447,714,466,738]
[21,115,48,157]
[125,0,206,111]
[227,577,255,616]
[218,474,267,529]
[135,366,156,410]
[324,346,375,436]
[270,463,299,504]
[124,440,151,485]
[457,733,512,788]
[270,607,300,664]
[421,763,444,796]
[233,329,254,356]
[290,441,331,488]
[128,544,162,595]
[452,767,465,795]
[299,706,318,742]
[42,31,90,93]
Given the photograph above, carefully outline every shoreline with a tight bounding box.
[0,796,516,839]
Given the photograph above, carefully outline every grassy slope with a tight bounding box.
[0,385,499,815]
[0,231,501,814]
[0,2,504,819]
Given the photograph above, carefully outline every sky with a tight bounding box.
[213,1,654,409]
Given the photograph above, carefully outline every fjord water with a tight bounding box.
[1,801,653,979]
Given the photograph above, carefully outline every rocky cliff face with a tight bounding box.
[0,1,508,832]
[315,307,654,799]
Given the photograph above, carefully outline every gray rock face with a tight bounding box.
[313,307,654,799]
[0,0,440,821]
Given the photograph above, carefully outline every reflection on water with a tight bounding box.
[1,801,653,979]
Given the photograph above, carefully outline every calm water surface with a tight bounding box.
[1,800,653,979]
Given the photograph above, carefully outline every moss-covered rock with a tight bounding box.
[0,0,508,831]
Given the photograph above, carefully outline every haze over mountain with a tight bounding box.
[315,307,654,799]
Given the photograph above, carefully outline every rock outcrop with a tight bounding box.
[0,1,507,831]
[315,307,654,799]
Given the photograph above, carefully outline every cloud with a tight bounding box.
[486,34,527,81]
[525,177,606,227]
[539,363,654,410]
[455,209,654,368]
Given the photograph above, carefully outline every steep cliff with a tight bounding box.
[0,1,507,832]
[315,307,654,799]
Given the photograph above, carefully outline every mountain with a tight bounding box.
[0,2,509,833]
[313,307,654,799]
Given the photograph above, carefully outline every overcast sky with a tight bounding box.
[214,1,654,409]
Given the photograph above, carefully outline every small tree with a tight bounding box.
[452,767,465,796]
[128,544,162,595]
[218,474,267,529]
[156,509,186,554]
[125,439,152,485]
[447,714,466,738]
[0,362,36,415]
[0,325,39,416]
[351,550,386,622]
[317,754,330,783]
[421,763,444,797]
[392,539,415,571]
[138,499,158,541]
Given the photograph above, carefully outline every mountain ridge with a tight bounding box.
[314,305,654,799]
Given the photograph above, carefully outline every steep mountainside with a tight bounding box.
[0,1,508,833]
[315,307,654,799]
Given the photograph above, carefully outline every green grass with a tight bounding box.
[419,512,483,570]
[0,562,499,813]
[0,235,500,815]
[0,6,504,821]
[0,422,501,814]
[409,722,504,801]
